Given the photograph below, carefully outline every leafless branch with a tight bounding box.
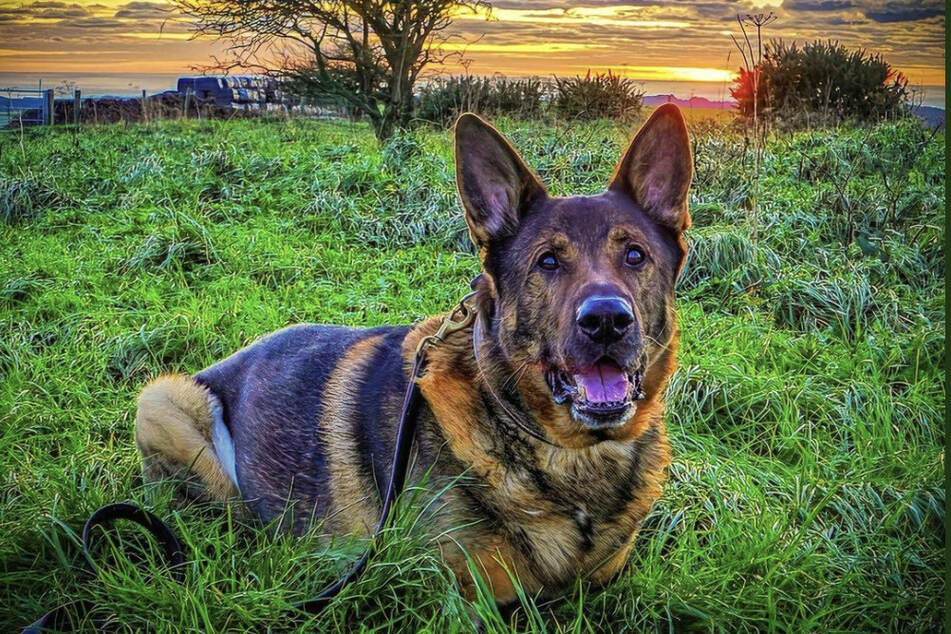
[171,0,490,139]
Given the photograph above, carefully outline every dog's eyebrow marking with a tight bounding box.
[529,233,575,260]
[608,226,642,243]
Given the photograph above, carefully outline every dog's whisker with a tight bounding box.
[499,361,529,391]
[643,333,675,354]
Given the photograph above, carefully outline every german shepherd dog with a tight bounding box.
[134,104,692,604]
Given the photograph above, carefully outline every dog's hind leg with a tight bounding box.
[134,374,239,504]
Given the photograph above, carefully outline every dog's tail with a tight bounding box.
[135,374,239,500]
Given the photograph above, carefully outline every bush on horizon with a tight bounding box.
[416,75,546,126]
[732,39,910,127]
[552,69,644,122]
[416,71,647,128]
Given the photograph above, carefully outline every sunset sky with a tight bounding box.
[0,1,945,86]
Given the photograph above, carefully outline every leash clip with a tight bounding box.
[415,290,477,356]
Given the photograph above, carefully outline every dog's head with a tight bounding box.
[455,105,691,446]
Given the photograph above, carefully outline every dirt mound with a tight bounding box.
[54,92,261,125]
[2,92,264,129]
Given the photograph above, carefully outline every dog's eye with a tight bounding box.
[537,252,559,271]
[625,246,645,267]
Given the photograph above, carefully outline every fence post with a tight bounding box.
[184,87,192,119]
[141,89,148,123]
[45,89,54,125]
[73,89,81,125]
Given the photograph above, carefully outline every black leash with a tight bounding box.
[297,350,428,612]
[23,291,477,632]
[22,503,186,633]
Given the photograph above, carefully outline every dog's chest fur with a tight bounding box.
[478,439,659,579]
[416,328,670,589]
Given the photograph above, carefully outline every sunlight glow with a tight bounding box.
[122,32,195,40]
[461,5,690,30]
[588,65,737,82]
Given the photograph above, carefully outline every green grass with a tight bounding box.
[0,114,944,632]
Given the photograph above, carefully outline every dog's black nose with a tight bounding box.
[576,296,634,343]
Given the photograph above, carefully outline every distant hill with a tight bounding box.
[644,93,945,128]
[643,94,735,110]
[908,105,945,128]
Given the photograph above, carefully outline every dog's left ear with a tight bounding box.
[454,113,547,248]
[609,104,692,232]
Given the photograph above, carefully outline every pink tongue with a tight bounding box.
[573,362,629,403]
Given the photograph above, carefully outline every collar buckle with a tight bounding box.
[415,290,477,356]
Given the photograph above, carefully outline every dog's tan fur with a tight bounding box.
[320,335,387,534]
[135,374,237,502]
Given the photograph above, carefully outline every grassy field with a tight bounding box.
[0,113,944,632]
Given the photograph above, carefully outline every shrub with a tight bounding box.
[416,75,546,126]
[732,40,909,126]
[306,128,469,250]
[770,265,899,341]
[552,70,643,121]
[0,177,63,224]
[117,214,217,274]
[680,226,780,297]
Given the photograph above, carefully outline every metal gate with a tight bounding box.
[0,88,53,129]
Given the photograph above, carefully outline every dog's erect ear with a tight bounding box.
[609,104,692,232]
[454,113,546,247]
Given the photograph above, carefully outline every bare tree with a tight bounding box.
[173,0,489,140]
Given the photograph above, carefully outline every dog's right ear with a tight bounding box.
[609,104,692,233]
[454,113,546,248]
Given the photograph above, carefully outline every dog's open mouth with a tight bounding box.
[545,358,646,429]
